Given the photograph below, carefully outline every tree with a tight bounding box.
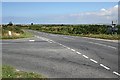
[8,21,13,26]
[31,23,33,25]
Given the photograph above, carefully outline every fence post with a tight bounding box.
[8,31,12,37]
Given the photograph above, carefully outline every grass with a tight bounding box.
[78,34,119,40]
[0,26,33,39]
[2,65,46,78]
[1,31,33,39]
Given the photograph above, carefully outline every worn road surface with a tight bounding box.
[2,30,119,78]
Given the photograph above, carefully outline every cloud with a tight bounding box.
[114,5,118,8]
[101,8,106,11]
[66,5,118,24]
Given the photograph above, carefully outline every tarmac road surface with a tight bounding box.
[2,30,119,78]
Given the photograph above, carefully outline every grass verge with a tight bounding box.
[78,34,119,40]
[36,30,120,40]
[2,65,45,78]
[1,31,33,39]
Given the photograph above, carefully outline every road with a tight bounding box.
[2,30,119,78]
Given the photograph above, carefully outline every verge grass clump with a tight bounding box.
[2,65,46,78]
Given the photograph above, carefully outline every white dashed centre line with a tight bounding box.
[82,55,89,59]
[100,64,110,70]
[59,44,62,45]
[113,71,120,76]
[35,35,119,77]
[63,45,67,47]
[90,59,98,63]
[76,52,81,55]
[66,47,71,49]
[71,49,75,52]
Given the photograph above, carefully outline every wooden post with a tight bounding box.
[8,31,12,37]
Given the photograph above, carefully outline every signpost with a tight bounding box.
[111,20,117,34]
[107,20,118,34]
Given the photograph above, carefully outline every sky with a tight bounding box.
[2,2,118,24]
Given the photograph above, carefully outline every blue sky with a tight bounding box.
[2,2,118,24]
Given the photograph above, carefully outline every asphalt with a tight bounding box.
[2,30,119,78]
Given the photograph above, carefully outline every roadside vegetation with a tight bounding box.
[2,23,119,40]
[1,24,33,39]
[22,24,120,40]
[2,65,46,78]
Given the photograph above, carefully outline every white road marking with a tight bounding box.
[34,34,119,77]
[71,49,75,52]
[76,51,81,54]
[66,47,71,49]
[89,42,117,49]
[90,59,98,63]
[59,44,62,45]
[63,37,74,40]
[113,71,120,76]
[82,37,118,43]
[36,36,55,43]
[82,55,89,59]
[62,45,67,48]
[52,41,56,43]
[49,40,53,42]
[100,64,110,70]
[29,40,35,42]
[48,41,52,43]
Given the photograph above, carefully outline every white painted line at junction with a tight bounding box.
[76,51,81,54]
[82,55,89,59]
[36,36,56,44]
[29,40,35,42]
[90,59,98,63]
[100,64,110,70]
[113,71,120,76]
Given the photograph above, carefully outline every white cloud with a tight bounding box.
[114,5,118,8]
[34,5,118,24]
[101,8,106,11]
[66,5,118,24]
